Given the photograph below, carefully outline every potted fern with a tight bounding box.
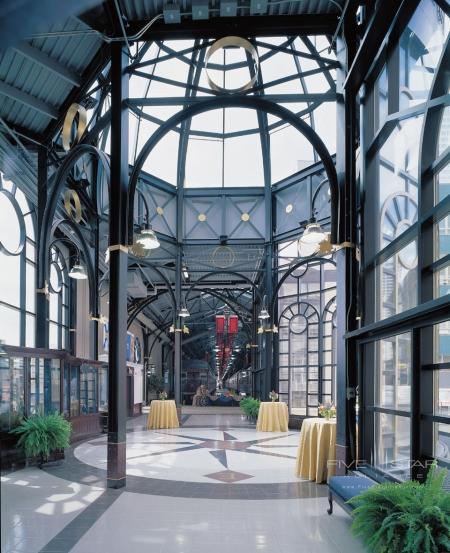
[349,463,450,553]
[10,411,72,469]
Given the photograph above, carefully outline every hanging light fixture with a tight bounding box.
[182,266,189,279]
[299,218,327,246]
[179,306,190,318]
[136,224,160,250]
[69,258,88,280]
[258,308,270,319]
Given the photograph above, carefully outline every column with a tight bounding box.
[36,146,49,348]
[107,41,129,489]
[174,247,182,405]
[335,20,358,474]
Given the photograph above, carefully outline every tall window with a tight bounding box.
[0,172,36,347]
[360,0,449,480]
[48,246,70,350]
[277,255,336,415]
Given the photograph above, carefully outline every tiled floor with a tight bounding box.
[1,413,365,553]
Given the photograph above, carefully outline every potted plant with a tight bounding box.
[269,390,279,402]
[318,402,336,420]
[349,463,450,553]
[10,411,72,469]
[240,397,260,421]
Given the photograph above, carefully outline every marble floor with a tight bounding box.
[1,413,365,553]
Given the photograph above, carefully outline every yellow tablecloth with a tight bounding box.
[256,401,289,432]
[295,417,336,483]
[147,400,179,429]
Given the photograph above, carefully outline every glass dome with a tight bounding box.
[99,36,337,188]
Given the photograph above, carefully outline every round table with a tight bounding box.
[295,417,336,483]
[147,400,179,429]
[256,401,289,432]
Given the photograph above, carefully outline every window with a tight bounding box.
[48,246,70,350]
[277,258,336,415]
[0,173,36,347]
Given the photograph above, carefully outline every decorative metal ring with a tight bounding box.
[205,36,259,94]
[64,189,82,223]
[62,103,87,151]
[0,188,26,256]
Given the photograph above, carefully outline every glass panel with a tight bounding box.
[99,366,108,410]
[375,66,388,130]
[399,0,449,110]
[30,358,44,415]
[378,239,418,319]
[80,365,97,414]
[11,357,25,420]
[438,106,450,157]
[436,370,450,416]
[0,253,21,307]
[436,162,450,204]
[374,412,411,480]
[290,366,306,416]
[379,117,421,249]
[435,422,450,461]
[0,355,11,430]
[26,314,35,348]
[44,359,60,413]
[70,366,80,417]
[437,267,450,298]
[436,214,450,260]
[0,304,20,346]
[434,320,450,363]
[376,333,411,411]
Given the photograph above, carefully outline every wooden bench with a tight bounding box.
[327,475,376,515]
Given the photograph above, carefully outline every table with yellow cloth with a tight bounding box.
[256,401,289,432]
[147,400,179,430]
[295,417,336,483]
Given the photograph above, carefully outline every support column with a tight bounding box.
[36,146,49,348]
[174,247,182,405]
[107,42,129,490]
[264,244,273,400]
[335,20,358,474]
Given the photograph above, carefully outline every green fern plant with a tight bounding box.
[240,397,260,420]
[349,463,450,553]
[10,411,72,468]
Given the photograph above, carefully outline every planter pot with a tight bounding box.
[27,449,65,469]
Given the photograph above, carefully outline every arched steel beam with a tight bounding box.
[127,264,177,328]
[127,293,164,329]
[187,288,252,337]
[38,145,110,290]
[49,218,97,315]
[270,257,336,318]
[184,270,262,304]
[128,96,340,244]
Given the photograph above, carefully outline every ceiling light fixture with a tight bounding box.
[179,306,190,318]
[299,218,327,246]
[69,260,88,280]
[258,308,270,320]
[136,224,160,250]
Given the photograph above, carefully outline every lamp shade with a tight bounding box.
[258,308,270,319]
[136,227,160,250]
[299,221,327,245]
[69,263,88,280]
[179,306,190,318]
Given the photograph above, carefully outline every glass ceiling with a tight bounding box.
[97,36,337,188]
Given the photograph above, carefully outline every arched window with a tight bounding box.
[0,172,36,347]
[48,246,70,350]
[277,258,336,415]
